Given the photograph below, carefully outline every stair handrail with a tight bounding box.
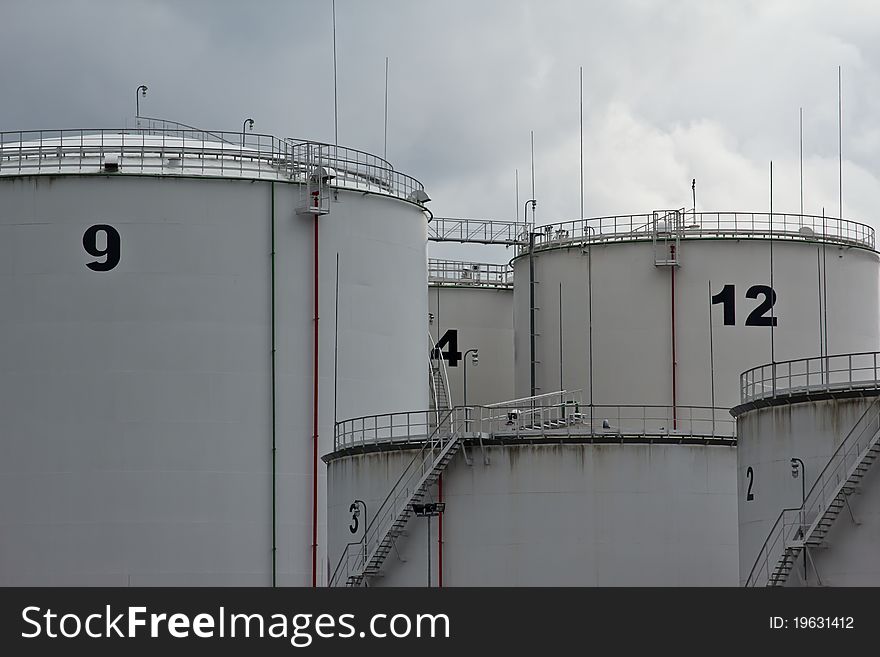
[427,332,453,409]
[745,396,880,586]
[329,406,464,586]
[428,331,453,435]
[428,333,441,416]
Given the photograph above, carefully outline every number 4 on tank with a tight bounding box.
[431,329,462,367]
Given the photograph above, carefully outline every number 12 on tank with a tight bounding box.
[711,284,777,326]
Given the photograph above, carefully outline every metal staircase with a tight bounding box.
[428,331,452,412]
[429,361,450,412]
[746,397,880,586]
[329,407,466,587]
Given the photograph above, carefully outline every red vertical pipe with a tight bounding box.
[670,245,678,429]
[438,474,443,587]
[312,207,319,587]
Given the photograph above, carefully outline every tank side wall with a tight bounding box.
[513,240,880,411]
[0,176,279,585]
[736,398,873,585]
[328,442,738,586]
[429,286,514,406]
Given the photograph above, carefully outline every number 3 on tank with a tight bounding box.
[83,224,121,271]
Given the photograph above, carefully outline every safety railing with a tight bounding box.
[740,352,880,404]
[428,217,528,245]
[482,401,735,440]
[135,116,238,145]
[428,259,513,287]
[0,126,425,204]
[745,396,880,586]
[525,211,874,252]
[335,409,440,451]
[334,396,735,451]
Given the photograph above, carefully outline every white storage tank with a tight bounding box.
[512,211,879,416]
[428,259,514,407]
[0,120,429,585]
[326,397,737,586]
[734,352,880,586]
[324,210,880,588]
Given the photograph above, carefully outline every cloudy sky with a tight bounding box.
[3,0,879,260]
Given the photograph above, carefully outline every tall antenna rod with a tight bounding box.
[822,208,829,359]
[708,279,716,434]
[580,66,593,415]
[383,57,389,159]
[838,65,842,220]
[579,66,584,220]
[530,130,536,225]
[332,0,339,147]
[770,161,775,366]
[799,107,804,217]
[515,169,520,223]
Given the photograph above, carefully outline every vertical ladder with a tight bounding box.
[652,209,683,266]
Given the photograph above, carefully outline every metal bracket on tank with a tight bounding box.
[805,548,824,586]
[391,536,407,563]
[844,494,862,525]
[477,432,490,466]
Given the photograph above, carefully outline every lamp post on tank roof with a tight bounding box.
[463,348,479,406]
[242,118,255,147]
[136,85,148,118]
[463,348,479,428]
[791,457,807,582]
[412,502,445,587]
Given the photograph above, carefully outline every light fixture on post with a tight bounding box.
[412,502,445,588]
[523,198,537,230]
[791,457,807,582]
[241,118,255,147]
[136,84,148,118]
[463,348,479,427]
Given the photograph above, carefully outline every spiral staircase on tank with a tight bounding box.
[746,397,880,587]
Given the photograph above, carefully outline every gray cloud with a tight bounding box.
[3,0,879,262]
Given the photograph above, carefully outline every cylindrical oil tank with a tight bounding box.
[0,125,429,585]
[734,352,880,586]
[512,212,879,414]
[428,259,514,407]
[326,401,737,586]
